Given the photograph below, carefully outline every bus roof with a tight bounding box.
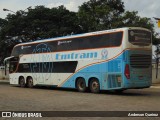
[15,27,150,47]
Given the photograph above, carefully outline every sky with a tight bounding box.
[0,0,160,32]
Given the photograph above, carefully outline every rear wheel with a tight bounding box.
[76,78,87,92]
[19,77,25,88]
[27,77,33,88]
[89,79,100,93]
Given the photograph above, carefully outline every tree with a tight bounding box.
[2,5,79,42]
[26,5,79,39]
[0,18,8,64]
[78,0,125,32]
[121,11,154,31]
[0,5,79,63]
[77,0,156,43]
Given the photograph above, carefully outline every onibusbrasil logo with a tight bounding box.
[2,112,42,118]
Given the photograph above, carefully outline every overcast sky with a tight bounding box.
[0,0,160,32]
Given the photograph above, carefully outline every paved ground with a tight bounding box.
[0,82,160,120]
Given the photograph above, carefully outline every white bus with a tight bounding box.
[4,27,152,93]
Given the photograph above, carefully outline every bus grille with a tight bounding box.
[130,54,151,68]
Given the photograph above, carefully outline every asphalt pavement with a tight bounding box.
[0,79,160,120]
[1,79,160,88]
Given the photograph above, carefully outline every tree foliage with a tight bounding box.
[0,5,79,63]
[2,5,78,42]
[78,0,157,44]
[78,0,125,32]
[0,0,157,64]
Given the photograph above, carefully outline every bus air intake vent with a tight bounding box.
[130,54,151,68]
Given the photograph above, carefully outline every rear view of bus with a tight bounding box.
[123,28,152,89]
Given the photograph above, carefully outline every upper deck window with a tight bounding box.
[11,31,123,56]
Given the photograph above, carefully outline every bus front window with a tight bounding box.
[128,30,151,46]
[9,57,19,73]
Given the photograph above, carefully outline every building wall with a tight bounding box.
[0,66,9,80]
[152,45,156,59]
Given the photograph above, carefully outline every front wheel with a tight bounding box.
[27,77,34,88]
[76,78,87,92]
[89,79,100,93]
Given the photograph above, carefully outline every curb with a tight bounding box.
[150,86,160,89]
[0,80,9,84]
[151,83,160,88]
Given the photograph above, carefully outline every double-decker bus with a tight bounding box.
[4,27,152,93]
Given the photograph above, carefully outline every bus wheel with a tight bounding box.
[27,77,33,88]
[19,77,25,88]
[89,79,100,93]
[76,78,87,92]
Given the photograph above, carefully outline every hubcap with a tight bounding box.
[92,81,99,90]
[20,78,25,87]
[27,78,33,88]
[79,82,84,89]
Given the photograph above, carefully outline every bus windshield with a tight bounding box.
[128,30,151,46]
[9,57,19,73]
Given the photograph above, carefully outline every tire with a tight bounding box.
[19,77,25,88]
[89,79,100,93]
[27,77,34,88]
[76,78,87,92]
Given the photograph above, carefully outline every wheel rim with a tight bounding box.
[92,81,99,90]
[79,81,84,90]
[77,78,86,92]
[28,78,33,87]
[20,78,25,87]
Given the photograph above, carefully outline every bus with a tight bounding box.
[4,27,152,93]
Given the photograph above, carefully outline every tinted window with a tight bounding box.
[57,32,123,50]
[129,30,151,46]
[11,43,55,57]
[17,61,78,73]
[11,32,123,56]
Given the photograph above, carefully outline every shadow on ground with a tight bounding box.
[10,85,152,97]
